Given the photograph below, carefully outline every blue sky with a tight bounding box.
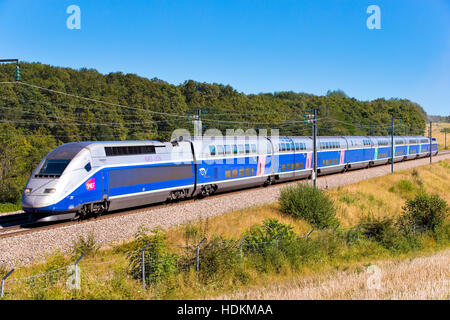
[0,0,449,115]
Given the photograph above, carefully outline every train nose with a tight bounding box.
[22,194,54,209]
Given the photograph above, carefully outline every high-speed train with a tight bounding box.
[22,135,438,222]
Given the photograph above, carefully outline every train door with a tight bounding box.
[101,171,108,200]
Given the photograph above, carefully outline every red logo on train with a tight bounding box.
[86,178,95,191]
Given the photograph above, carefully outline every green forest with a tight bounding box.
[0,62,428,206]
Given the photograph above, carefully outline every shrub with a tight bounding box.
[279,183,338,229]
[196,236,240,283]
[389,179,418,198]
[244,219,296,251]
[71,232,98,257]
[127,227,177,286]
[411,169,423,188]
[361,216,422,252]
[401,192,448,233]
[361,216,396,243]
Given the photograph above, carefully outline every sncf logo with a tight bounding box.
[86,178,95,191]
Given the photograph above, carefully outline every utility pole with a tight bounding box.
[303,108,318,188]
[0,59,20,81]
[193,109,202,137]
[429,121,432,164]
[445,128,447,150]
[391,117,394,173]
[312,108,317,188]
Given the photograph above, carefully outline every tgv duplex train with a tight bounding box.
[22,135,438,222]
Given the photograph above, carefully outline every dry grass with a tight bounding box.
[328,159,450,227]
[219,249,450,300]
[165,203,312,246]
[431,122,450,150]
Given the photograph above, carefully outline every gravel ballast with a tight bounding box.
[1,154,449,268]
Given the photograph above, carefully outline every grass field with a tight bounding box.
[431,122,449,151]
[220,249,450,300]
[166,158,450,242]
[1,159,449,300]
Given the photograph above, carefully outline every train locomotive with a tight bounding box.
[22,135,438,222]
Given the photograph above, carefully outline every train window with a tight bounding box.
[105,145,156,156]
[217,145,224,155]
[251,144,257,153]
[292,163,295,170]
[84,162,92,172]
[232,169,238,177]
[38,159,71,177]
[286,144,291,151]
[233,145,238,154]
[225,170,231,179]
[252,168,255,175]
[225,145,232,154]
[239,168,245,176]
[238,145,245,154]
[245,144,250,154]
[282,164,286,171]
[209,145,216,156]
[300,162,304,169]
[246,168,251,176]
[287,163,291,170]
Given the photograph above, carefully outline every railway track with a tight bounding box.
[1,151,449,240]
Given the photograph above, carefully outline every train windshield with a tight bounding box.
[36,143,86,177]
[39,160,71,176]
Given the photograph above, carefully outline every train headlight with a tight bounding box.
[44,188,56,194]
[24,188,32,194]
